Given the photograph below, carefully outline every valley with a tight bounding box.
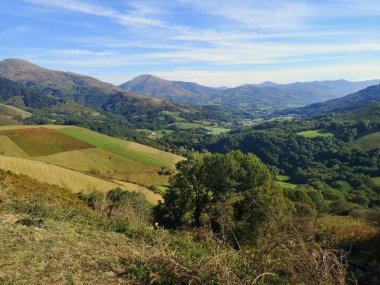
[0,59,379,285]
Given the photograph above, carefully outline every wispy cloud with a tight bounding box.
[23,0,165,27]
[0,25,31,39]
[4,0,380,85]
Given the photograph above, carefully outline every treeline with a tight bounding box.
[0,77,59,108]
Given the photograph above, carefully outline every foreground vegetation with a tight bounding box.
[2,150,379,284]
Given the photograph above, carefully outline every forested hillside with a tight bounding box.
[280,84,380,116]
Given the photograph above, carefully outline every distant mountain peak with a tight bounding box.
[256,81,278,87]
[0,58,43,70]
[119,74,220,103]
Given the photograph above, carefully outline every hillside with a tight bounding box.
[0,59,192,127]
[120,74,220,103]
[0,125,184,198]
[280,84,380,116]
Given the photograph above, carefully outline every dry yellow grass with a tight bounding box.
[0,103,32,118]
[0,136,29,158]
[0,156,161,203]
[0,124,68,131]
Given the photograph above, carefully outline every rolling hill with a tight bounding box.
[0,125,184,202]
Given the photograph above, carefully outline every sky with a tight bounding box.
[1,0,380,87]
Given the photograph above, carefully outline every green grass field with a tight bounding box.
[297,129,334,138]
[277,175,297,189]
[372,177,380,186]
[352,131,380,151]
[205,126,230,135]
[59,127,183,168]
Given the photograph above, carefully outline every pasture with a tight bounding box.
[0,127,93,156]
[59,127,183,168]
[35,148,170,186]
[372,177,380,186]
[277,175,297,189]
[0,125,182,189]
[352,131,380,151]
[0,156,161,203]
[297,129,334,138]
[0,103,31,118]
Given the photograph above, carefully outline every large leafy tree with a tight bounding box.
[154,151,289,243]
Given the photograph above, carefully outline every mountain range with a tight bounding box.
[0,59,197,129]
[1,58,379,121]
[279,84,380,117]
[120,74,380,115]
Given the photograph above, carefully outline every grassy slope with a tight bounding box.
[372,177,380,186]
[34,148,170,186]
[0,155,160,203]
[352,131,380,150]
[59,127,183,168]
[0,135,29,158]
[277,175,297,189]
[0,128,93,157]
[0,170,242,285]
[0,103,31,118]
[297,129,334,138]
[0,125,182,186]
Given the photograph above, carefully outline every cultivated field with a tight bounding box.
[0,135,29,158]
[0,125,184,202]
[297,129,334,138]
[59,127,183,168]
[34,148,170,186]
[0,127,93,156]
[352,131,380,150]
[0,156,161,203]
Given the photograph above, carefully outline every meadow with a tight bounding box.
[59,127,183,168]
[276,175,297,189]
[352,131,380,150]
[372,177,380,186]
[297,129,334,138]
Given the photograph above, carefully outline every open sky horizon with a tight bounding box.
[1,0,380,87]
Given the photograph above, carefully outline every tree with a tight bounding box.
[153,151,289,245]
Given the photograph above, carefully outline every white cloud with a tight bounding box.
[23,0,165,27]
[54,49,112,56]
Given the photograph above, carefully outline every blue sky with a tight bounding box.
[1,0,380,86]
